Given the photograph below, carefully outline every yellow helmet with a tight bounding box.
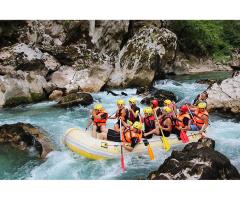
[127,120,133,126]
[133,121,142,130]
[94,104,103,110]
[164,99,172,105]
[129,97,136,104]
[117,99,125,105]
[143,107,153,115]
[163,106,172,114]
[198,102,207,109]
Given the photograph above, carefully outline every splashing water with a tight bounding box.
[0,72,239,179]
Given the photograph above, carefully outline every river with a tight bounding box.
[1,71,239,180]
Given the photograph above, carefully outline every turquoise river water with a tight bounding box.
[0,71,239,180]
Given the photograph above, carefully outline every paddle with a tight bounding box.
[119,120,125,172]
[85,110,92,131]
[180,130,189,143]
[174,117,189,143]
[186,105,199,129]
[142,139,155,160]
[139,114,155,160]
[153,111,170,152]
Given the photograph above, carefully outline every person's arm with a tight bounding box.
[123,138,138,152]
[121,109,126,120]
[120,117,131,128]
[161,118,172,132]
[131,108,139,118]
[144,121,160,136]
[199,115,208,133]
[86,118,93,130]
[86,112,94,130]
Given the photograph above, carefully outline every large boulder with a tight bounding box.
[0,70,50,107]
[148,138,240,180]
[140,88,177,106]
[107,26,177,88]
[50,61,113,93]
[206,76,240,114]
[0,123,53,158]
[57,92,93,108]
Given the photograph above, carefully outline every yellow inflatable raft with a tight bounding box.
[63,128,203,160]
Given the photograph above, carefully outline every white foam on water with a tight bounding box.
[154,79,208,105]
[1,77,240,179]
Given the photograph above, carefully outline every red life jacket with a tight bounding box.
[160,116,173,132]
[129,106,140,123]
[194,110,209,128]
[175,113,190,130]
[144,115,155,132]
[93,110,108,126]
[116,108,128,122]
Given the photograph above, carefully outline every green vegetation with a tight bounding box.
[168,21,240,62]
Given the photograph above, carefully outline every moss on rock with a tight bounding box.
[4,96,31,107]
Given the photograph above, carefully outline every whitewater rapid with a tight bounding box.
[0,72,239,180]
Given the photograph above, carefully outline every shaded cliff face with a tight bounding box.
[0,20,178,107]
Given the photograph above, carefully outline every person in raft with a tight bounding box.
[98,120,143,152]
[158,106,174,137]
[164,99,177,119]
[142,107,160,139]
[151,99,162,117]
[108,99,128,133]
[172,105,191,138]
[190,102,209,135]
[192,91,208,108]
[128,97,140,124]
[86,104,108,138]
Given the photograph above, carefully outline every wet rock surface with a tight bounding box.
[0,123,53,158]
[148,138,240,180]
[57,92,93,108]
[140,88,177,106]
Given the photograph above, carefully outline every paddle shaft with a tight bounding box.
[139,114,155,160]
[120,120,125,172]
[153,111,165,137]
[186,105,200,131]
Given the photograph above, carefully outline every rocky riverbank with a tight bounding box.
[0,123,53,158]
[0,20,236,108]
[206,75,240,115]
[148,138,240,180]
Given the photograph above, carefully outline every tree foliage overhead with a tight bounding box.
[168,20,240,61]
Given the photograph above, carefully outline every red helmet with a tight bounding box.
[180,105,188,113]
[151,99,158,107]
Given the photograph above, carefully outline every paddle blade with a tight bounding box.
[162,136,171,152]
[147,145,155,160]
[180,130,189,143]
[120,153,125,172]
[180,131,186,143]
